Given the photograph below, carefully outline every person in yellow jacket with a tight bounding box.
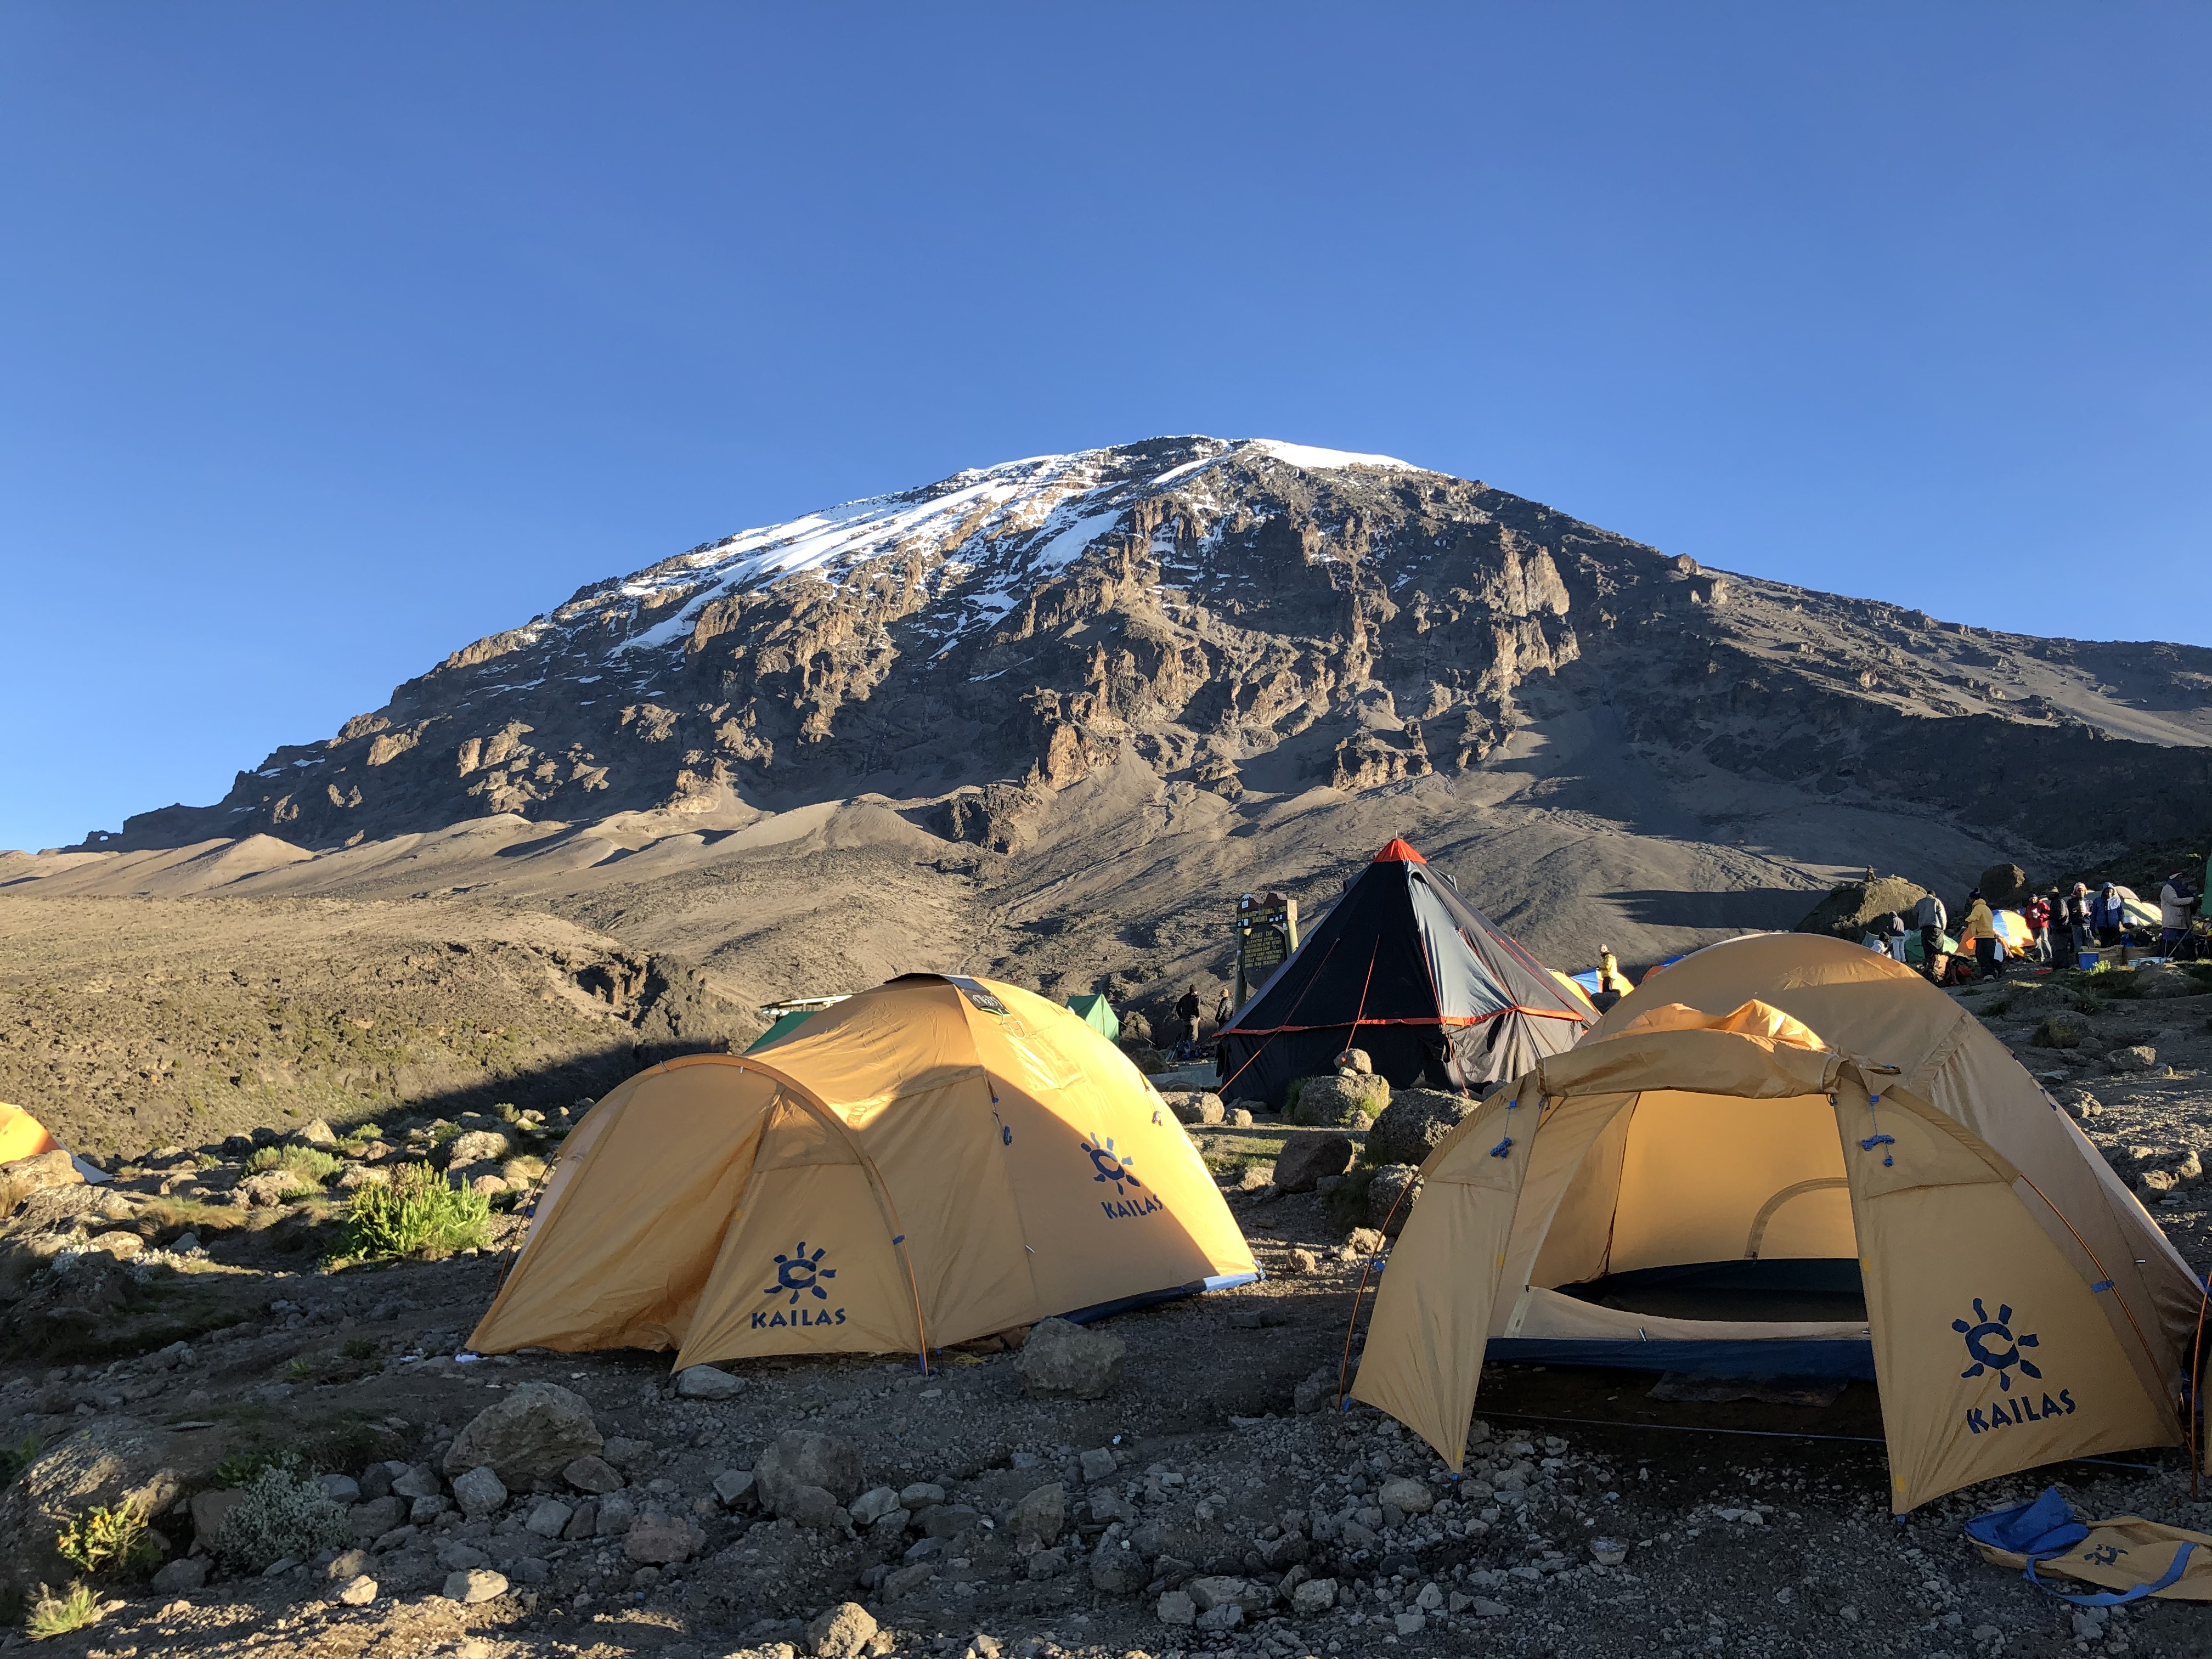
[1958,889,2001,980]
[1597,946,1631,997]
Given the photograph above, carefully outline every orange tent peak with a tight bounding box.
[1372,838,1427,864]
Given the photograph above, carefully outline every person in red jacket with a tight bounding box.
[2024,893,2053,963]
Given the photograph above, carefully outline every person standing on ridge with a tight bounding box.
[1913,889,1948,982]
[1173,984,1203,1049]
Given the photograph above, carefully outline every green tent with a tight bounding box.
[746,1009,818,1053]
[1901,930,1959,966]
[1067,994,1120,1043]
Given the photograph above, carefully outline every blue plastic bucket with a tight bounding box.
[2078,950,2101,971]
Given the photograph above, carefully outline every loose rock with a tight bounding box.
[442,1567,508,1604]
[1271,1133,1355,1193]
[755,1430,862,1512]
[450,1465,508,1519]
[1014,1317,1125,1400]
[675,1364,742,1400]
[444,1381,602,1489]
[805,1600,879,1659]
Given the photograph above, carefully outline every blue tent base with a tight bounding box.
[1486,1336,1876,1380]
[1060,1270,1263,1326]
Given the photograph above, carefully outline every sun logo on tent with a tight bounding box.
[1953,1297,2041,1392]
[1081,1133,1141,1197]
[764,1242,836,1306]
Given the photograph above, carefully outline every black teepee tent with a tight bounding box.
[1215,838,1590,1108]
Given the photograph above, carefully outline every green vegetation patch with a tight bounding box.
[340,1161,490,1262]
[55,1502,158,1579]
[24,1582,99,1641]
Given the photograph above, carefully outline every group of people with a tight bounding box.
[1860,870,2202,983]
[1167,983,1234,1052]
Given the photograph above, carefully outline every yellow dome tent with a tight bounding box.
[470,973,1260,1369]
[1348,933,2202,1514]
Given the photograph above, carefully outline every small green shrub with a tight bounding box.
[55,1502,157,1578]
[343,1162,490,1261]
[341,1337,379,1361]
[194,1152,221,1170]
[1285,1077,1307,1118]
[245,1146,342,1185]
[213,1449,280,1488]
[212,1456,349,1572]
[23,1582,99,1641]
[2,1433,40,1489]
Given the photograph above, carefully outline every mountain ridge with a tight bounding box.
[75,435,2212,859]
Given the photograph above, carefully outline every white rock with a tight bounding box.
[1290,1576,1336,1613]
[675,1364,742,1401]
[443,1567,508,1604]
[451,1465,508,1519]
[848,1485,901,1525]
[336,1575,378,1606]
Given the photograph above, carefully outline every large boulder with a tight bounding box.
[1160,1091,1226,1127]
[1364,1088,1477,1169]
[1978,865,2029,908]
[0,1417,235,1594]
[1272,1133,1355,1193]
[755,1431,862,1514]
[443,1383,602,1491]
[1291,1074,1389,1127]
[8,1253,134,1354]
[1015,1316,1126,1400]
[1366,1165,1423,1236]
[0,1149,84,1212]
[1793,874,1931,942]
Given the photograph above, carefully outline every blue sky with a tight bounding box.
[3,4,2206,852]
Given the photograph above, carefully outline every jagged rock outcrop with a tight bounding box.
[76,437,2212,856]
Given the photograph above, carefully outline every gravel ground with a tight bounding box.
[4,969,2211,1658]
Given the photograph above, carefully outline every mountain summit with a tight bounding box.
[94,435,2212,862]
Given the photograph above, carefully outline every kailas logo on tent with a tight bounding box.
[753,1241,845,1330]
[1082,1132,1161,1221]
[1954,1297,2040,1391]
[1956,1296,2076,1434]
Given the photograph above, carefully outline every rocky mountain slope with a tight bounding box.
[8,437,2209,1047]
[83,436,2212,857]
